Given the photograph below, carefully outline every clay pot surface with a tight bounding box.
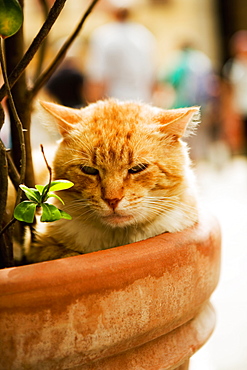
[0,210,221,370]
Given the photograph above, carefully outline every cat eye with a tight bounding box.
[128,164,149,174]
[80,165,99,175]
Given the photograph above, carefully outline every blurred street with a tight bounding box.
[190,157,247,370]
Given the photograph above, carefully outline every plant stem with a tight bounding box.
[33,0,49,80]
[0,135,14,266]
[0,137,8,225]
[0,0,67,102]
[4,13,34,188]
[6,149,20,191]
[0,100,4,130]
[0,105,7,226]
[0,219,16,238]
[40,144,52,202]
[0,38,26,209]
[30,0,100,98]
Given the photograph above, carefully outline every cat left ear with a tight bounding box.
[155,106,200,138]
[40,101,82,137]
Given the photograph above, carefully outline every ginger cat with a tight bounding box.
[28,99,200,262]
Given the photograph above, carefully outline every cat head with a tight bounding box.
[40,99,199,229]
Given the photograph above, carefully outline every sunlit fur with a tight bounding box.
[28,99,200,262]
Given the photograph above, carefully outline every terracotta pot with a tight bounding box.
[0,210,221,370]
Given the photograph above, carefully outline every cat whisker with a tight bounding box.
[72,208,98,223]
[144,196,198,212]
[144,201,198,220]
[156,202,197,218]
[149,201,198,216]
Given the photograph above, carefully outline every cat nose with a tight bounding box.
[104,197,122,210]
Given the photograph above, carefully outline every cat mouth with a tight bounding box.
[102,213,134,226]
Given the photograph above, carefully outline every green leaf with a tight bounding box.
[0,0,23,39]
[47,193,65,205]
[35,184,45,194]
[14,201,37,223]
[19,185,41,203]
[59,209,72,220]
[40,203,62,222]
[42,180,74,194]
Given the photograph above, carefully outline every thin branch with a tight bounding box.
[0,218,16,238]
[0,100,4,130]
[0,139,8,224]
[0,0,67,102]
[0,140,20,191]
[0,110,15,255]
[30,0,100,98]
[40,144,52,202]
[6,149,21,190]
[33,0,50,80]
[0,104,6,224]
[0,38,26,208]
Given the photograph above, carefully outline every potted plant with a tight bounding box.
[0,1,221,369]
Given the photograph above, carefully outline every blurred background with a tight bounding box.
[2,0,247,369]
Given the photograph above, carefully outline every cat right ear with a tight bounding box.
[155,106,200,138]
[40,101,82,137]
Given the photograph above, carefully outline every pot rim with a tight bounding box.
[0,210,221,296]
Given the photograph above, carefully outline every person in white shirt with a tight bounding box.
[85,4,157,103]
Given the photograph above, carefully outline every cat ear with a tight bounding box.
[155,106,200,138]
[40,101,82,136]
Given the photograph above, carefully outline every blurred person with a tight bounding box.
[45,57,86,108]
[158,42,215,109]
[222,30,247,155]
[85,3,157,103]
[158,42,220,161]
